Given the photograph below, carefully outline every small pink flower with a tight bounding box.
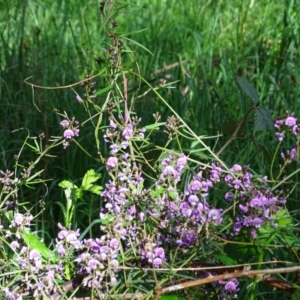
[285,116,297,127]
[107,157,118,169]
[64,129,75,139]
[10,241,20,250]
[60,120,70,128]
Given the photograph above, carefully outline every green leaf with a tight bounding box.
[254,107,274,132]
[80,185,102,194]
[221,118,244,136]
[58,180,78,189]
[235,76,259,105]
[292,289,300,300]
[275,208,293,227]
[21,231,57,263]
[224,242,258,262]
[93,84,113,96]
[158,296,186,300]
[185,148,209,160]
[144,122,165,130]
[82,169,101,187]
[75,188,83,199]
[214,254,237,265]
[122,36,153,55]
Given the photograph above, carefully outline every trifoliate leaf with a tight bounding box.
[254,106,274,133]
[235,76,259,105]
[82,169,101,187]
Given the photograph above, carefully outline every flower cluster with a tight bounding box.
[15,245,64,298]
[274,114,298,162]
[104,115,145,153]
[0,169,19,211]
[224,164,286,238]
[0,169,18,193]
[140,241,166,268]
[218,278,240,299]
[165,115,182,138]
[56,223,82,256]
[144,157,224,248]
[3,213,66,299]
[74,237,120,289]
[60,117,80,149]
[79,74,97,100]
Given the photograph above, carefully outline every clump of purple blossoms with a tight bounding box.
[56,224,121,289]
[56,223,82,256]
[0,169,18,195]
[140,241,166,268]
[274,113,298,162]
[103,115,145,151]
[218,278,239,299]
[60,117,80,149]
[74,236,120,289]
[146,156,223,247]
[4,214,65,298]
[224,164,286,238]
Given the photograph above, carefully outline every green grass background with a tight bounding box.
[1,0,300,253]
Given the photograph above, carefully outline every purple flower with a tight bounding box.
[121,141,129,149]
[10,241,20,250]
[224,278,239,294]
[29,249,41,261]
[224,174,233,183]
[292,125,298,135]
[58,229,68,239]
[73,128,80,136]
[177,154,187,167]
[153,257,163,268]
[189,180,202,191]
[14,213,24,226]
[63,140,69,149]
[208,209,222,224]
[163,166,178,177]
[60,120,70,128]
[224,191,235,201]
[110,144,119,154]
[232,179,242,189]
[4,288,22,300]
[109,238,119,250]
[180,201,192,217]
[64,129,75,139]
[110,119,117,129]
[106,157,118,169]
[230,164,242,172]
[76,95,83,102]
[249,197,263,207]
[275,132,285,141]
[88,259,100,270]
[154,247,165,259]
[67,232,78,242]
[285,116,297,127]
[290,148,297,160]
[248,217,264,228]
[111,276,117,284]
[188,195,199,206]
[122,124,133,140]
[239,204,248,213]
[274,120,283,128]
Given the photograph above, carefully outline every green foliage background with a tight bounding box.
[1,2,300,298]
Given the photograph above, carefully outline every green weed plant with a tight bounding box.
[1,1,300,299]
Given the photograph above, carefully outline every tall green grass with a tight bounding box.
[1,0,300,242]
